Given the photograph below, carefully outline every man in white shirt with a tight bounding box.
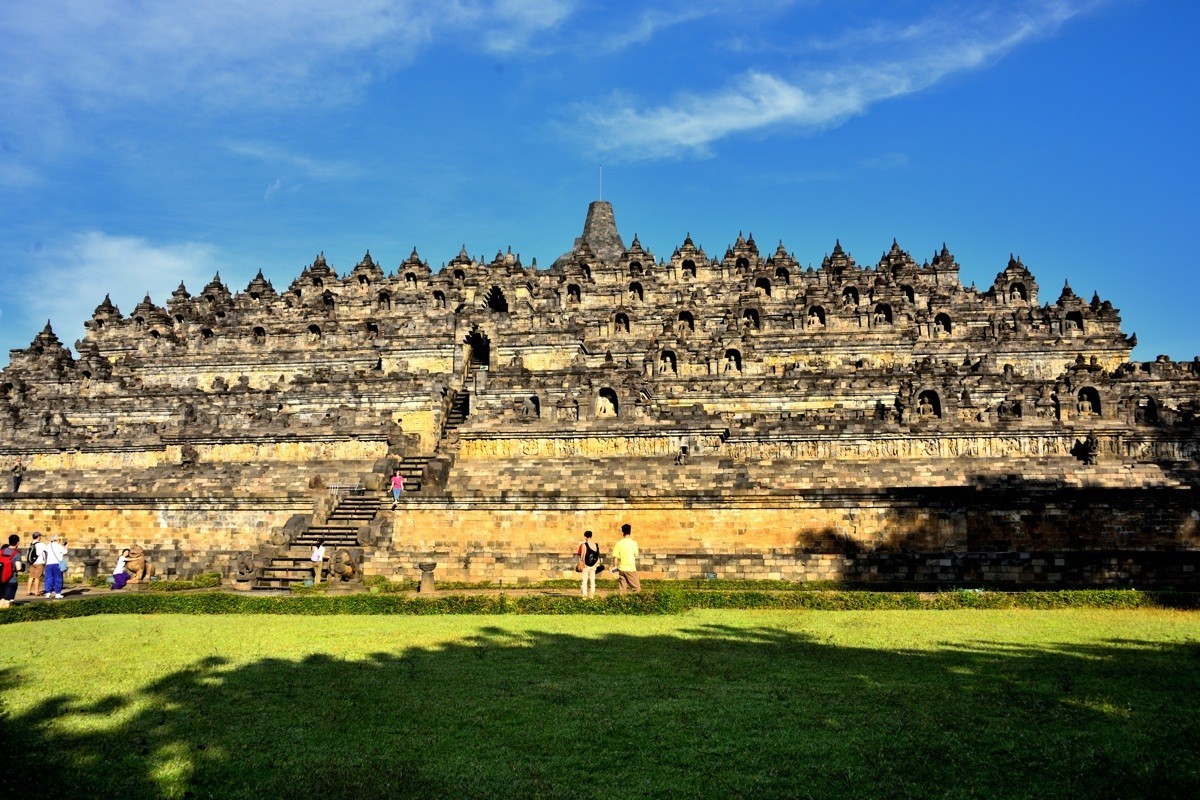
[311,541,326,584]
[36,534,66,599]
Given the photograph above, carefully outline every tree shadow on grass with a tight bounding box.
[3,624,1199,799]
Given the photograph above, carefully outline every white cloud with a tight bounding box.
[15,232,222,351]
[478,0,576,55]
[0,1,577,115]
[600,6,712,51]
[224,141,359,181]
[570,1,1094,160]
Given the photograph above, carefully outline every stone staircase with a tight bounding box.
[396,455,433,494]
[444,390,470,434]
[253,493,383,590]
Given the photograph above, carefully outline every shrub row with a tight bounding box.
[1,587,1195,625]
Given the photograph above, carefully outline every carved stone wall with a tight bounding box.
[1,201,1197,584]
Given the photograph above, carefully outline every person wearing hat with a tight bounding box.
[25,532,44,596]
[36,534,66,599]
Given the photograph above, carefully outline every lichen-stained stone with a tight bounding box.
[0,202,1196,584]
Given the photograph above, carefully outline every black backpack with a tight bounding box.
[26,543,39,564]
[584,543,600,567]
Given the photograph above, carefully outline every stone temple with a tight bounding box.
[1,202,1198,587]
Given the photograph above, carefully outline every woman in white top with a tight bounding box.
[37,535,67,599]
[112,548,131,590]
[576,530,602,599]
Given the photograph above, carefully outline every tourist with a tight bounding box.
[112,548,131,590]
[25,531,43,596]
[311,540,326,584]
[577,530,601,599]
[10,458,23,492]
[390,469,405,509]
[38,534,66,599]
[611,523,641,594]
[0,534,21,608]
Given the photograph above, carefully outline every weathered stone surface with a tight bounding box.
[1,202,1197,584]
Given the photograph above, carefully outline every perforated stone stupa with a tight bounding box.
[1,202,1197,586]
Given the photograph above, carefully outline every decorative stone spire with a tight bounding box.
[244,269,277,299]
[449,245,472,268]
[552,201,625,267]
[93,294,120,317]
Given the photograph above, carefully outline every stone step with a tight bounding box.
[251,580,305,590]
[261,567,313,575]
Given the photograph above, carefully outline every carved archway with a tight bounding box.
[723,348,742,373]
[464,330,490,369]
[1076,387,1101,417]
[1135,396,1159,425]
[484,286,508,313]
[916,390,941,419]
[659,350,678,374]
[597,387,619,417]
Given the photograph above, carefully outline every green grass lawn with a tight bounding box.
[1,609,1198,799]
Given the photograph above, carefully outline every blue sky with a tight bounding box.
[1,0,1197,360]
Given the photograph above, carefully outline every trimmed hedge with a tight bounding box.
[142,573,223,592]
[1,587,1195,625]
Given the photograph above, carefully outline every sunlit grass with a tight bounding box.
[2,609,1198,798]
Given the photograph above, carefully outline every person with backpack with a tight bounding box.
[0,534,22,608]
[24,531,43,597]
[576,530,603,599]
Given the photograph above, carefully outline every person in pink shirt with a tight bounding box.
[390,469,405,509]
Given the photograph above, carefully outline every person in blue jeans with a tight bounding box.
[37,534,66,599]
[390,469,405,509]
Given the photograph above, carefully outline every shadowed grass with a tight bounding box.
[1,610,1198,798]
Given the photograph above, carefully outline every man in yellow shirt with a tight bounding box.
[611,523,640,593]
